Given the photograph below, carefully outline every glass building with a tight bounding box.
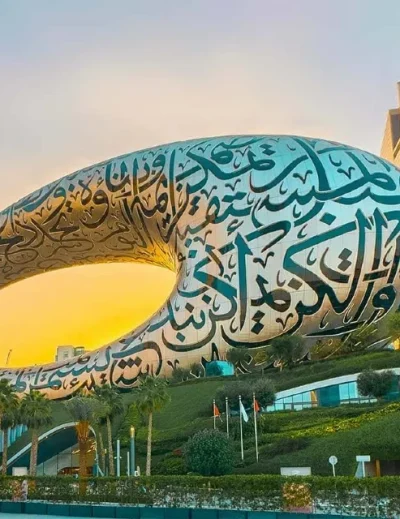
[266,375,400,412]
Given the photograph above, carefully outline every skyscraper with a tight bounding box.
[381,83,400,167]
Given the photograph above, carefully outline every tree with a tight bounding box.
[357,369,395,401]
[215,378,275,411]
[253,378,276,408]
[226,347,251,372]
[93,385,124,476]
[189,362,204,378]
[270,335,305,370]
[171,367,191,383]
[20,391,52,476]
[135,376,170,476]
[1,400,19,476]
[387,312,400,345]
[215,380,253,410]
[185,429,233,476]
[64,395,104,477]
[0,380,19,475]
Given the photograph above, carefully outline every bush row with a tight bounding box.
[2,475,400,516]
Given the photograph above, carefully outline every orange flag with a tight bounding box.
[213,403,221,417]
[253,398,260,413]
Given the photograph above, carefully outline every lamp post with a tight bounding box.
[116,439,121,477]
[130,426,136,476]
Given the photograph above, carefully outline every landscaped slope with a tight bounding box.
[6,350,400,476]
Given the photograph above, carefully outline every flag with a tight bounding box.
[239,399,249,423]
[213,402,221,417]
[253,393,259,463]
[213,400,221,430]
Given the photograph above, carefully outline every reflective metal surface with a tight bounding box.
[1,135,400,398]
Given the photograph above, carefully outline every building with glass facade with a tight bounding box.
[266,368,400,412]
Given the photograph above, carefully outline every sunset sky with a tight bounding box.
[0,0,399,367]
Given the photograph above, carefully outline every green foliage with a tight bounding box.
[152,455,187,475]
[0,381,19,430]
[252,378,275,407]
[309,338,342,360]
[226,347,251,368]
[215,379,253,409]
[357,369,396,400]
[387,311,400,343]
[20,391,52,430]
[215,377,275,410]
[135,376,170,416]
[262,437,310,457]
[189,362,204,378]
[269,335,305,369]
[185,429,234,476]
[341,322,379,354]
[64,395,104,423]
[1,474,400,516]
[93,385,124,421]
[171,367,191,383]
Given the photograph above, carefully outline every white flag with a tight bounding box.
[239,399,249,422]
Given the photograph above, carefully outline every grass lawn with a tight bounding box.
[7,350,400,476]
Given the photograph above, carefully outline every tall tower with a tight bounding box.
[381,82,400,167]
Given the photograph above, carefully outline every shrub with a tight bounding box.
[259,414,281,434]
[171,367,191,383]
[341,323,378,354]
[152,456,187,475]
[225,416,255,441]
[215,378,276,411]
[253,378,276,407]
[357,369,395,400]
[263,437,310,457]
[226,347,251,369]
[270,335,305,370]
[189,362,204,378]
[309,338,342,360]
[388,311,400,343]
[185,429,234,476]
[215,380,253,410]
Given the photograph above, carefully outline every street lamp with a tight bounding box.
[130,426,136,476]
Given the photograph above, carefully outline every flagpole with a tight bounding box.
[226,397,229,438]
[213,399,216,430]
[239,395,244,461]
[253,392,259,463]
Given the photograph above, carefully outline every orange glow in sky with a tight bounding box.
[0,264,175,367]
[1,1,399,367]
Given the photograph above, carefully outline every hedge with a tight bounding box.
[2,475,400,517]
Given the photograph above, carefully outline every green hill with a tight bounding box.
[7,350,400,476]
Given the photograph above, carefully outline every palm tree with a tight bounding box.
[93,385,124,476]
[135,376,170,476]
[0,380,19,475]
[64,395,104,477]
[20,391,52,476]
[1,401,19,475]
